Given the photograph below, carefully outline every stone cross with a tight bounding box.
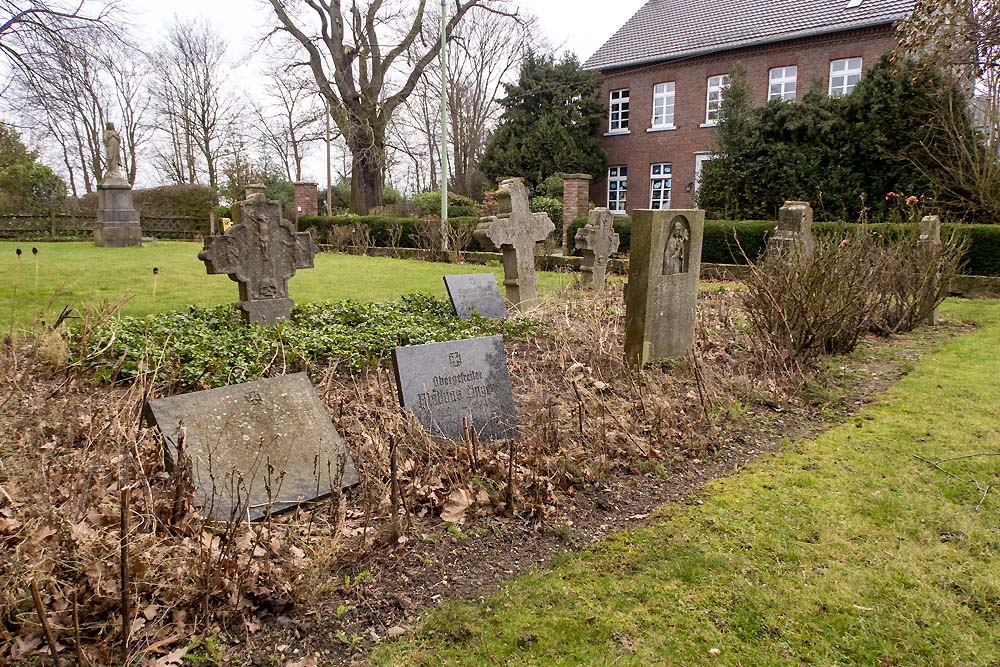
[474,177,554,306]
[770,200,814,255]
[198,193,318,325]
[624,209,705,366]
[574,207,620,289]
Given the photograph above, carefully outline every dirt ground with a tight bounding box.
[0,287,970,666]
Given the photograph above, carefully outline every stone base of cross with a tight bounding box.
[198,193,318,325]
[474,178,554,307]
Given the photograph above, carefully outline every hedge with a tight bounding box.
[298,215,488,251]
[565,216,1000,276]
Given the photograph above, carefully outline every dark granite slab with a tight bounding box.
[392,335,516,442]
[443,274,508,319]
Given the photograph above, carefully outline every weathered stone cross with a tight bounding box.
[574,207,620,289]
[474,177,554,306]
[198,193,318,325]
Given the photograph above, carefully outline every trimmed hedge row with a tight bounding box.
[300,214,1000,276]
[298,215,487,251]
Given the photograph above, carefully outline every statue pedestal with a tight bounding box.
[94,174,142,247]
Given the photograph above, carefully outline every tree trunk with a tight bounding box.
[350,149,384,214]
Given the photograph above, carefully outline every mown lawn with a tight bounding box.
[373,298,1000,666]
[0,241,580,329]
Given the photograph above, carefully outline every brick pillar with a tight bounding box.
[244,183,266,198]
[293,181,319,223]
[561,173,593,255]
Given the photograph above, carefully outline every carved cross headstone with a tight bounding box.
[198,193,318,325]
[574,207,620,289]
[474,178,554,307]
[624,209,705,366]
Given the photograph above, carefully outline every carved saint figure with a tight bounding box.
[663,217,691,275]
[103,122,122,177]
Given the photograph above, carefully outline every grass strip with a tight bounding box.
[374,299,1000,666]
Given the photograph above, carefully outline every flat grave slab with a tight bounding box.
[443,274,508,319]
[392,335,516,442]
[144,372,359,521]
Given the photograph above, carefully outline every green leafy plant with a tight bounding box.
[75,294,540,390]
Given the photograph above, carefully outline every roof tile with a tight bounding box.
[585,0,915,70]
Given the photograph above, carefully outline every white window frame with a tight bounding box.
[694,153,713,195]
[651,82,676,129]
[829,57,862,96]
[768,66,797,102]
[608,88,630,133]
[649,163,672,209]
[607,166,628,214]
[704,74,730,126]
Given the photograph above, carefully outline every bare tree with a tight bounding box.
[0,0,117,84]
[396,9,534,197]
[266,0,517,214]
[152,16,237,190]
[253,67,327,182]
[897,0,1000,147]
[9,29,150,194]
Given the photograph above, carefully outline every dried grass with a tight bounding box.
[0,287,824,664]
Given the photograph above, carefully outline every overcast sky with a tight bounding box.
[116,0,647,186]
[131,0,646,63]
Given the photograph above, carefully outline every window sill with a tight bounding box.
[699,122,718,128]
[604,130,631,137]
[647,125,677,133]
[610,210,629,216]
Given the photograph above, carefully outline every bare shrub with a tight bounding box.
[385,223,403,255]
[324,224,354,252]
[411,218,446,260]
[350,222,372,255]
[740,235,884,365]
[870,231,966,334]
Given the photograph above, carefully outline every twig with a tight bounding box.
[914,454,995,512]
[30,580,59,666]
[570,380,585,437]
[73,590,89,667]
[690,350,710,422]
[506,437,516,508]
[120,486,131,664]
[934,452,1000,465]
[389,436,400,541]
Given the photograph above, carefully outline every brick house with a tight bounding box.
[584,0,915,214]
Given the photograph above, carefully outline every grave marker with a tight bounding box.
[624,209,705,366]
[920,214,943,324]
[443,274,508,319]
[474,177,554,307]
[574,207,620,289]
[769,200,814,255]
[198,193,318,325]
[144,373,359,522]
[392,335,516,442]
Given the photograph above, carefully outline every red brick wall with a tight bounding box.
[590,25,899,213]
[561,174,592,251]
[293,182,318,222]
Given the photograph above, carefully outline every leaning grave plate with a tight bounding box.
[392,335,516,442]
[144,372,359,521]
[443,274,508,319]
